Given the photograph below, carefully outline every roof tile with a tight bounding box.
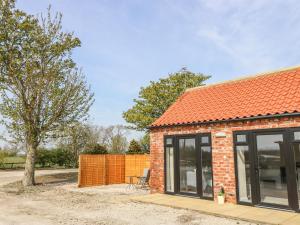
[151,66,300,127]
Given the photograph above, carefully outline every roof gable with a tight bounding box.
[151,66,300,127]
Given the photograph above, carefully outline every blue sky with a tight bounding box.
[17,0,300,133]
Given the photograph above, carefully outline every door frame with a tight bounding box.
[164,133,214,200]
[234,127,300,211]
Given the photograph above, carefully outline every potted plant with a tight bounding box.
[217,187,225,204]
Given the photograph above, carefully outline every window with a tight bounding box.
[294,131,300,141]
[166,146,174,192]
[236,145,251,203]
[201,136,209,144]
[234,132,252,203]
[237,134,247,143]
[200,135,213,198]
[165,137,174,192]
[166,138,173,145]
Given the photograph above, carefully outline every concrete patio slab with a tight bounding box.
[131,194,300,225]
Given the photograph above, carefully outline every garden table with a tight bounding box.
[126,175,137,190]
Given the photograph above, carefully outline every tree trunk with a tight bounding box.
[22,143,37,186]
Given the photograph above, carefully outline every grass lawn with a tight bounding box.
[0,156,26,169]
[3,156,26,164]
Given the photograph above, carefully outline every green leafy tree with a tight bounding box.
[139,133,150,153]
[36,148,53,167]
[0,1,94,186]
[127,139,142,154]
[83,144,108,154]
[123,68,210,131]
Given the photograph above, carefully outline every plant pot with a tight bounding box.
[217,195,225,204]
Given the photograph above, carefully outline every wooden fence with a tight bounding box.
[125,155,150,183]
[78,154,149,187]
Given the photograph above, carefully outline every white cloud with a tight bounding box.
[167,0,300,72]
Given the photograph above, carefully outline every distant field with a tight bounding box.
[0,156,67,170]
[0,157,26,169]
[3,157,26,164]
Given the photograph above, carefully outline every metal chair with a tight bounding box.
[136,168,150,189]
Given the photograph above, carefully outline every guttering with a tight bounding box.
[148,112,300,130]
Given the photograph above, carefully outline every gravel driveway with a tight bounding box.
[0,168,77,186]
[0,172,256,225]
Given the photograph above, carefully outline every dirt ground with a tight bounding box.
[0,172,257,225]
[0,168,77,186]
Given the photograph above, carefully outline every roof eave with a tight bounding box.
[148,112,300,130]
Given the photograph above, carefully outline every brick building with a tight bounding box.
[149,66,300,211]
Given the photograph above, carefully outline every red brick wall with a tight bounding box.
[149,116,300,203]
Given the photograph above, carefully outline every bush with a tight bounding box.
[53,148,72,167]
[82,144,108,154]
[36,148,74,168]
[127,139,143,154]
[0,151,5,167]
[36,148,54,167]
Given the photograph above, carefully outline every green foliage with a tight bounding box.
[139,133,150,153]
[3,156,25,163]
[36,148,54,167]
[0,1,94,184]
[82,144,108,154]
[36,148,73,168]
[127,139,142,154]
[123,68,210,131]
[0,152,5,167]
[218,187,225,196]
[53,148,72,167]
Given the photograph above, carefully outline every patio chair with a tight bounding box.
[136,168,150,189]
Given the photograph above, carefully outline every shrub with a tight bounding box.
[127,139,143,154]
[36,148,74,168]
[53,148,72,167]
[82,144,108,154]
[0,151,5,167]
[36,148,54,167]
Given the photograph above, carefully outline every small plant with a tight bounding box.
[218,186,225,196]
[217,186,225,204]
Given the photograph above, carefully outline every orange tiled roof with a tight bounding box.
[151,66,300,127]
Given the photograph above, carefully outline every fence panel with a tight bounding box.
[78,154,150,187]
[78,154,106,187]
[105,155,125,184]
[125,155,150,183]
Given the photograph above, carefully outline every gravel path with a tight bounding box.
[0,168,77,186]
[0,172,258,225]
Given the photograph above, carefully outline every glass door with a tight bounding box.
[178,137,197,194]
[255,133,289,206]
[235,128,300,211]
[164,134,213,199]
[292,130,300,210]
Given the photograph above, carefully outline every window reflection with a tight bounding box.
[292,143,300,207]
[166,147,174,192]
[179,138,197,193]
[256,134,288,206]
[236,145,251,202]
[201,146,213,197]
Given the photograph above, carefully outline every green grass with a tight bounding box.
[3,156,26,164]
[0,156,26,169]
